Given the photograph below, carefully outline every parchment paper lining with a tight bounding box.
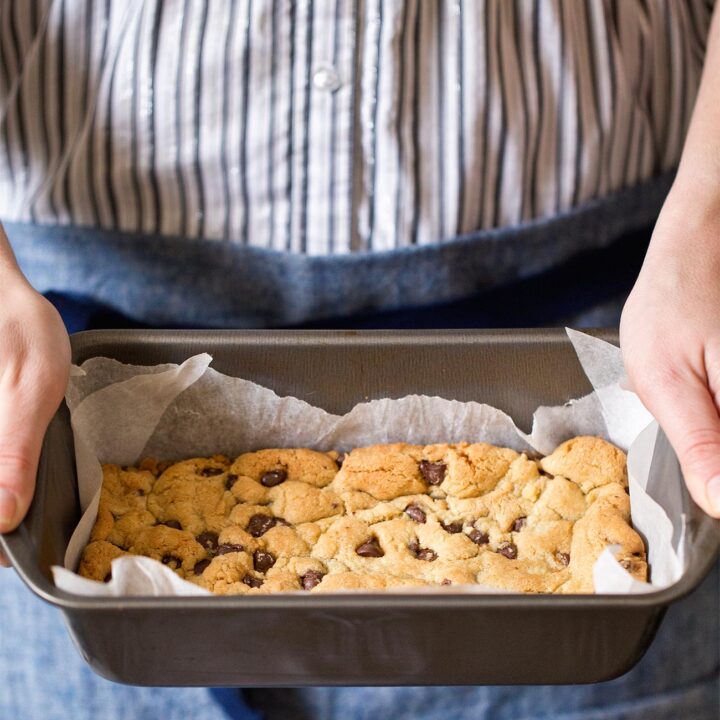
[52,330,683,596]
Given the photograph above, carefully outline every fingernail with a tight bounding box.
[0,488,17,530]
[707,476,720,515]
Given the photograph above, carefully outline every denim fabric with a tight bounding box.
[291,225,653,330]
[43,224,650,334]
[5,171,673,328]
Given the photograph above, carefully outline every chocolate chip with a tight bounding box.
[497,542,518,560]
[247,514,278,538]
[161,554,182,569]
[217,543,245,555]
[512,517,527,532]
[135,488,145,496]
[301,570,325,590]
[121,465,130,472]
[441,578,452,586]
[467,528,489,545]
[196,531,219,554]
[158,519,182,530]
[253,550,276,573]
[199,466,225,477]
[103,572,112,583]
[242,574,264,588]
[404,503,427,523]
[260,469,288,487]
[417,548,438,562]
[419,460,447,486]
[194,559,211,576]
[335,452,346,469]
[440,520,463,534]
[225,474,238,491]
[409,540,437,561]
[355,537,384,557]
[619,558,637,571]
[556,552,570,566]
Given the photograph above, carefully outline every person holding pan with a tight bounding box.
[0,2,718,719]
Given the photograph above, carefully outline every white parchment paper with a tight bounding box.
[52,329,685,596]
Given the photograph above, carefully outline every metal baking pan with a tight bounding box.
[2,329,718,687]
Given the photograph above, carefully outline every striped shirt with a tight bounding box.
[0,0,713,256]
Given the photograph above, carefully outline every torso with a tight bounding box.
[0,0,711,255]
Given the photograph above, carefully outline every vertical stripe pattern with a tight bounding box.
[0,0,713,255]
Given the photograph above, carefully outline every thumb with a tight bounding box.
[640,367,720,518]
[0,394,46,535]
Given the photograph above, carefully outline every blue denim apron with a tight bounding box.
[1,169,717,719]
[6,172,674,328]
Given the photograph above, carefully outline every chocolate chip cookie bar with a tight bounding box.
[78,437,648,594]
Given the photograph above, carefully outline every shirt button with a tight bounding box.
[312,63,341,92]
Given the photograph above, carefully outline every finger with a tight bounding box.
[639,366,720,517]
[0,396,45,535]
[0,450,38,534]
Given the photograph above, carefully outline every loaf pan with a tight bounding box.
[1,329,718,686]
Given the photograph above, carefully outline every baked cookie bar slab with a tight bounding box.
[78,437,648,594]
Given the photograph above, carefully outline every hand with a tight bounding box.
[621,188,720,518]
[0,274,70,566]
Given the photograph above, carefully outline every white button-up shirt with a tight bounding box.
[0,0,712,255]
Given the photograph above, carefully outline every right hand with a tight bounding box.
[0,274,70,566]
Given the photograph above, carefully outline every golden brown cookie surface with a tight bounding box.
[77,438,647,594]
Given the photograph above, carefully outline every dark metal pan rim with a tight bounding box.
[11,560,711,614]
[69,327,617,355]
